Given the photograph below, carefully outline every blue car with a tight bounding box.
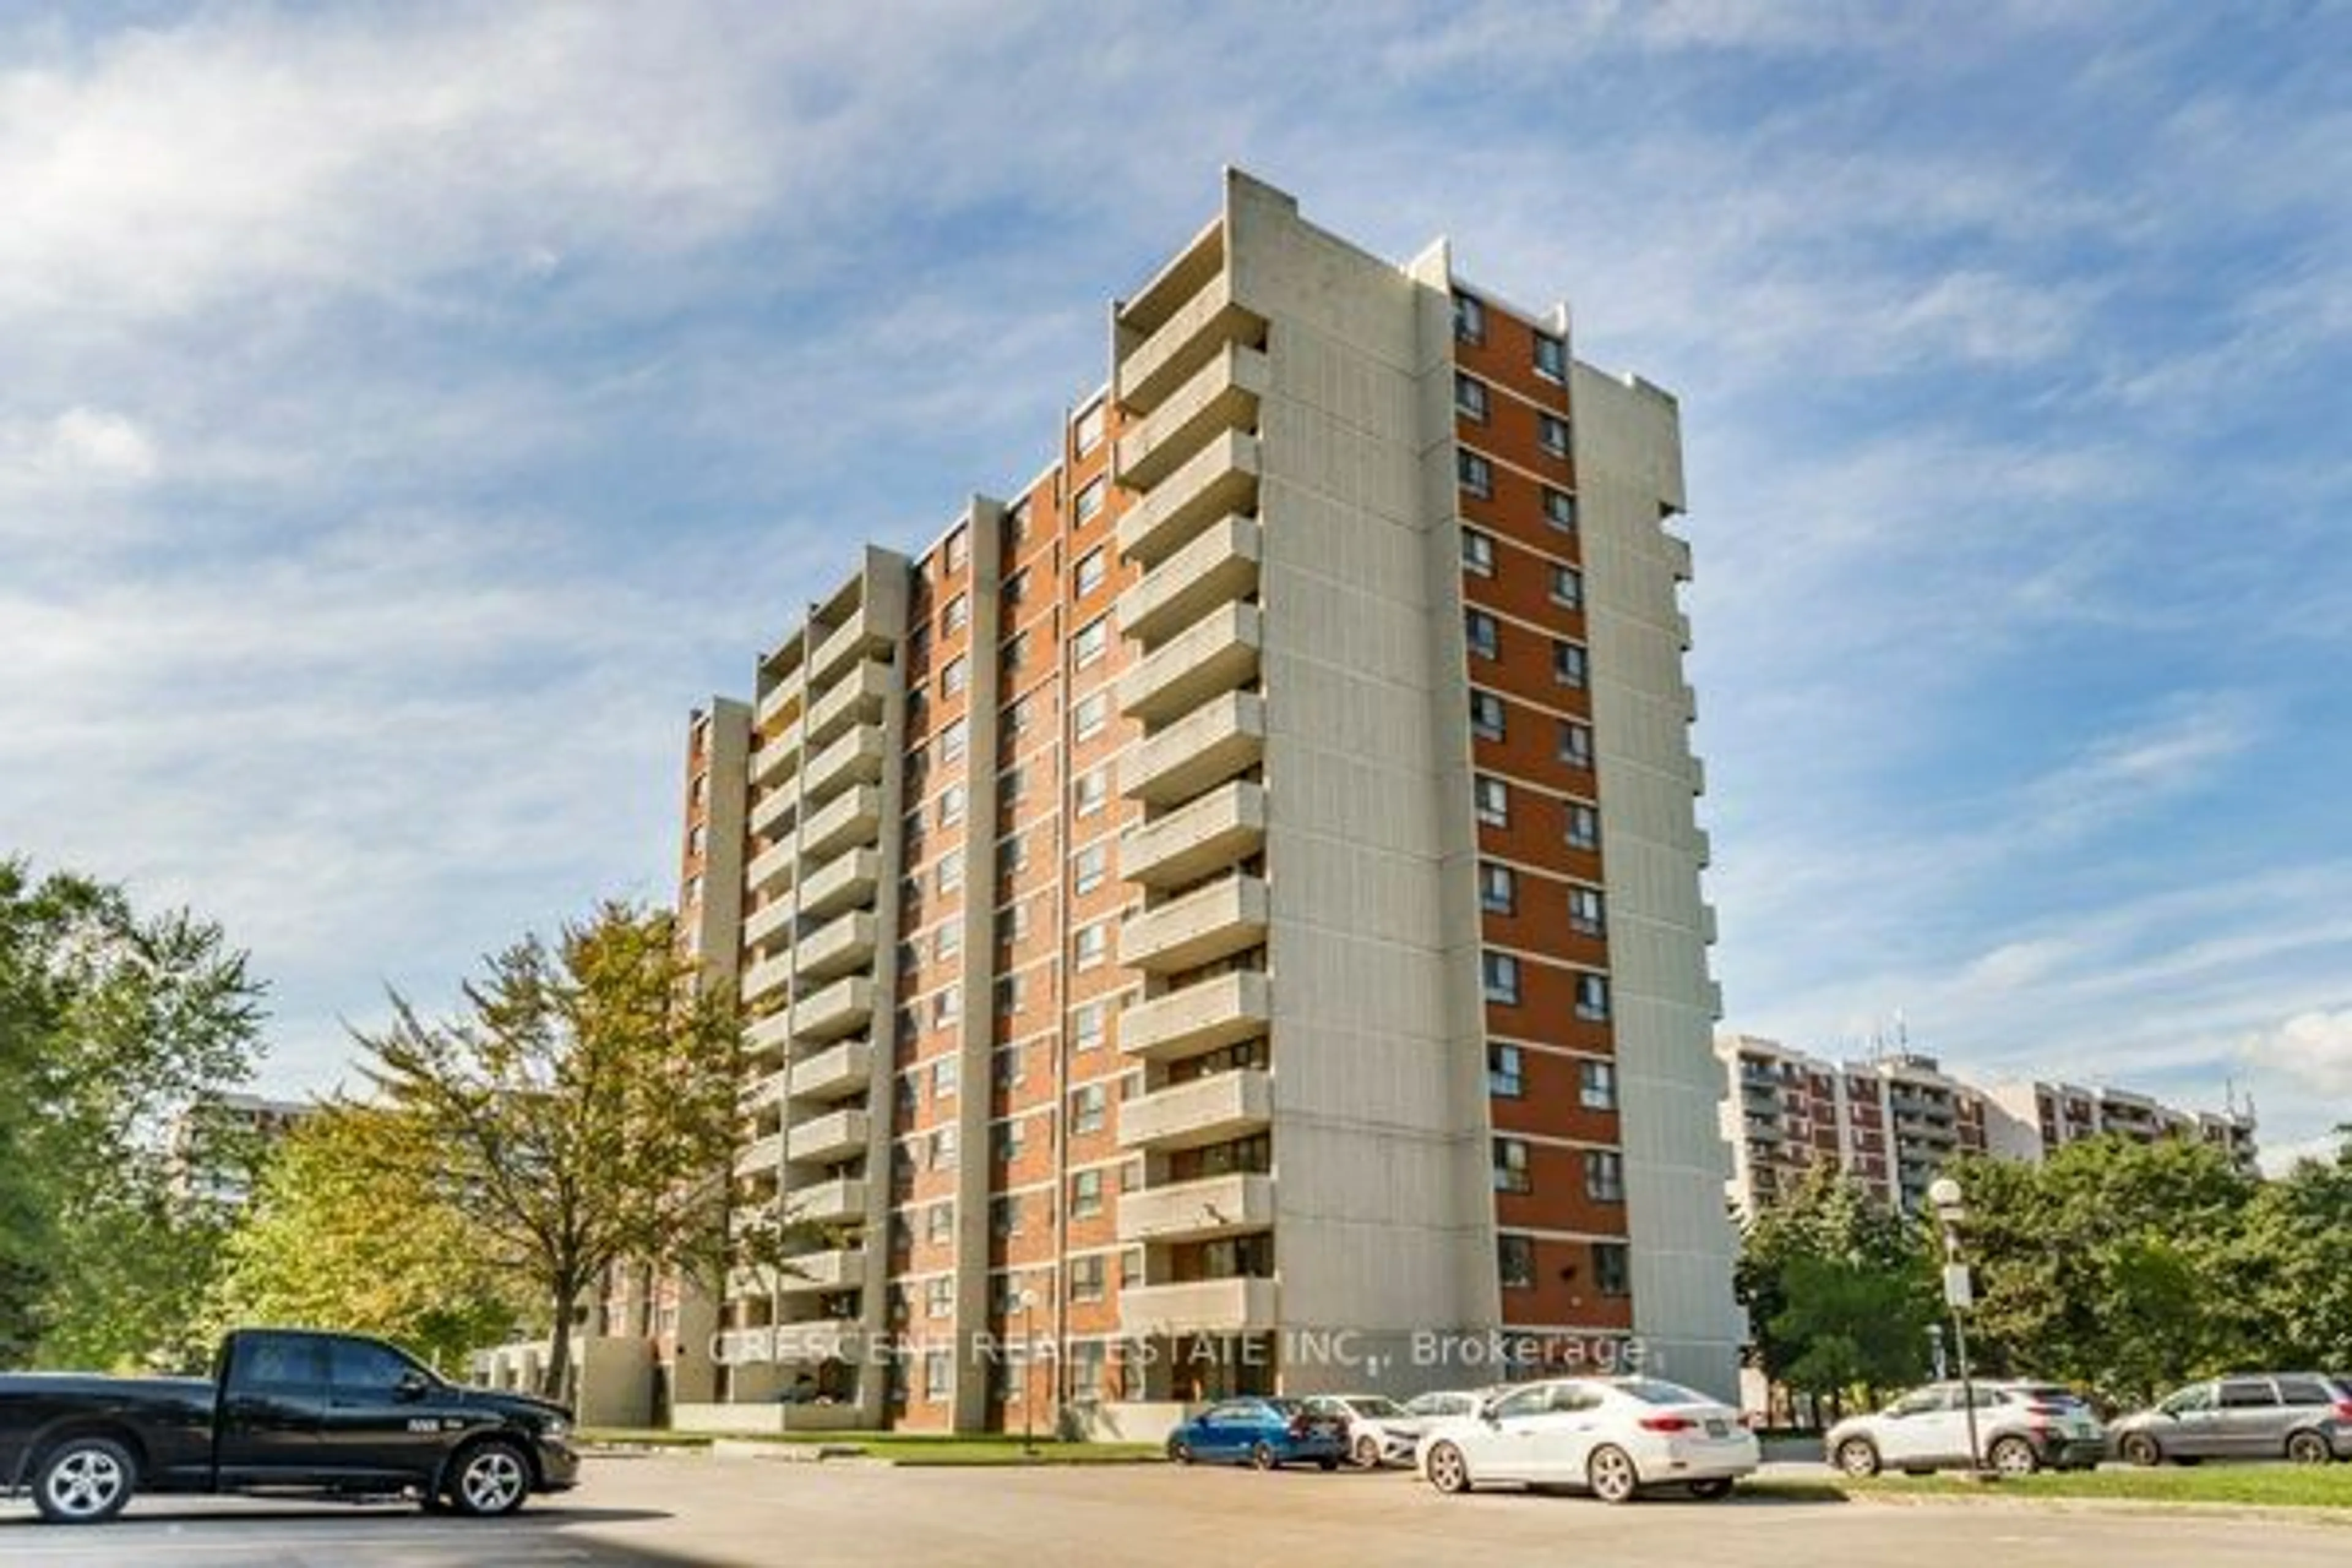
[1167,1396,1349,1471]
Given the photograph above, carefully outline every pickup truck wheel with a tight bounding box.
[34,1435,137,1525]
[450,1439,532,1517]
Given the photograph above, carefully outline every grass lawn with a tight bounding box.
[1754,1464,2352,1511]
[580,1428,1161,1466]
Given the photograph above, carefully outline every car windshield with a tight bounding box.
[1262,1398,1301,1415]
[1615,1379,1711,1406]
[1346,1396,1406,1418]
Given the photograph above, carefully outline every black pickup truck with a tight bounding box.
[1,1327,577,1524]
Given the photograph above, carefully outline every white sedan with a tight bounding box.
[1415,1376,1758,1502]
[1305,1394,1425,1468]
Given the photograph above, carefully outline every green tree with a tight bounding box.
[1736,1166,1936,1414]
[349,902,746,1402]
[1953,1134,2256,1404]
[0,858,265,1367]
[2231,1128,2352,1374]
[209,1102,526,1370]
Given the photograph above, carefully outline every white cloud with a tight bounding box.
[0,405,157,485]
[2246,1009,2352,1099]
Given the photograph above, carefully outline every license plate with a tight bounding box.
[1705,1420,1728,1438]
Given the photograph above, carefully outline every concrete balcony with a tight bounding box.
[754,671,804,731]
[774,1248,867,1296]
[788,1038,873,1103]
[733,1132,785,1180]
[1120,971,1273,1063]
[1117,602,1262,727]
[1120,692,1265,807]
[799,846,880,921]
[1116,430,1261,568]
[1117,343,1269,491]
[803,726,886,808]
[743,892,794,952]
[791,975,873,1044]
[790,1177,867,1226]
[739,949,793,1007]
[1115,1172,1275,1245]
[794,910,876,985]
[1117,514,1262,648]
[1121,781,1266,892]
[748,775,799,840]
[1118,1276,1278,1337]
[1117,1068,1273,1153]
[810,605,893,687]
[745,837,798,899]
[1120,873,1269,975]
[1116,273,1261,415]
[805,660,891,748]
[786,1107,870,1166]
[750,729,802,790]
[746,1068,790,1114]
[745,1008,794,1057]
[799,783,881,864]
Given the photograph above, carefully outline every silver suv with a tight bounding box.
[2110,1374,2352,1466]
[1825,1381,2105,1477]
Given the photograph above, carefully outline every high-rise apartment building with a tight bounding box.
[674,171,1739,1436]
[1719,1031,2259,1219]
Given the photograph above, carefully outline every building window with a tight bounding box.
[1553,641,1587,689]
[1071,1082,1108,1134]
[1479,861,1515,914]
[998,832,1028,879]
[1471,690,1506,742]
[991,1192,1022,1234]
[1074,477,1106,526]
[1498,1233,1536,1289]
[1461,528,1495,576]
[1074,690,1109,741]
[1001,630,1028,676]
[1458,449,1493,500]
[1542,488,1577,531]
[1568,886,1604,935]
[1074,397,1106,456]
[1559,721,1593,770]
[1454,372,1488,422]
[1074,768,1107,816]
[1068,1255,1106,1303]
[1492,1137,1531,1194]
[993,1115,1028,1164]
[939,783,968,827]
[995,972,1024,1016]
[1073,1001,1107,1052]
[928,1126,959,1170]
[1581,1058,1618,1111]
[1474,775,1509,827]
[1453,291,1486,345]
[1533,331,1566,382]
[934,921,962,962]
[926,1200,954,1243]
[1073,921,1109,971]
[941,654,968,698]
[1073,616,1109,667]
[1074,843,1108,896]
[1575,973,1611,1022]
[688,824,707,859]
[1482,951,1521,1006]
[1593,1242,1631,1297]
[1539,412,1570,458]
[1585,1149,1625,1202]
[1566,801,1599,850]
[1464,609,1499,660]
[941,716,968,763]
[998,764,1025,808]
[1550,564,1583,609]
[942,594,969,635]
[1488,1043,1524,1098]
[1075,548,1107,598]
[1071,1169,1104,1218]
[931,1055,959,1102]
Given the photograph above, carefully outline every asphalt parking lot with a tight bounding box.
[4,1454,2345,1567]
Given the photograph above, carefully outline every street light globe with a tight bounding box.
[1927,1176,1964,1215]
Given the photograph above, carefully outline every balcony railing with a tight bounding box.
[1116,431,1262,568]
[1119,971,1272,1062]
[1117,601,1262,727]
[1115,1172,1274,1245]
[1120,873,1269,974]
[1116,344,1269,491]
[1117,513,1262,648]
[787,1038,872,1103]
[1116,1069,1273,1153]
[1118,1276,1278,1337]
[1119,692,1265,808]
[1120,780,1267,892]
[785,1107,870,1166]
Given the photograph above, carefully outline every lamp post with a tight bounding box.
[1926,1177,1988,1479]
[1015,1289,1038,1458]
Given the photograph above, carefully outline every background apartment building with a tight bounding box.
[673,170,1741,1437]
[1719,1031,2259,1219]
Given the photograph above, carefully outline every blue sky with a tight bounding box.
[2,1,2346,1169]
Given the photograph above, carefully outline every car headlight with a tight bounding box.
[542,1417,572,1441]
